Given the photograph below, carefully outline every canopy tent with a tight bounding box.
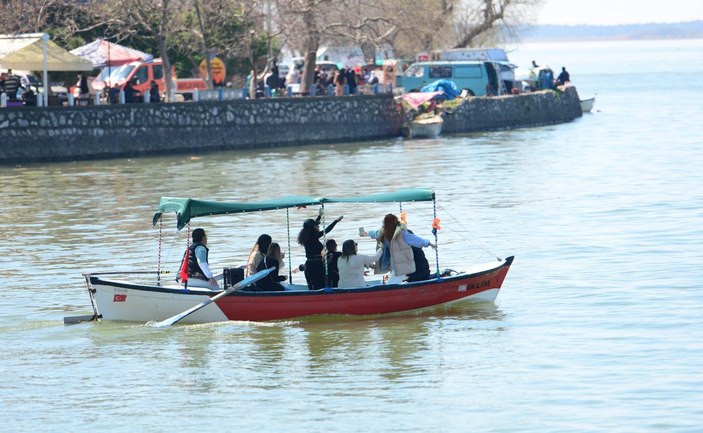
[153,189,436,230]
[70,39,152,68]
[0,33,93,71]
[0,33,93,105]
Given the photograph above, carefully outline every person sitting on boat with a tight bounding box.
[337,239,382,288]
[253,242,287,291]
[325,239,342,288]
[297,209,343,290]
[362,214,436,284]
[182,228,219,290]
[405,230,432,282]
[246,234,272,277]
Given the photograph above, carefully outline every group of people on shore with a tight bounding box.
[251,62,379,98]
[180,210,437,292]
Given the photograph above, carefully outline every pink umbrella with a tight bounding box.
[70,38,152,68]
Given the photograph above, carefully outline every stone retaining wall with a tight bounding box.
[442,87,582,133]
[0,88,582,164]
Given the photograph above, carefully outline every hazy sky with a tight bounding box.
[537,0,703,25]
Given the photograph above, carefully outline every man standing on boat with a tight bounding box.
[182,228,219,290]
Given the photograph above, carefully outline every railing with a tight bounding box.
[1,82,395,108]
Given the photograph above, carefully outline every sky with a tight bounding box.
[537,0,703,25]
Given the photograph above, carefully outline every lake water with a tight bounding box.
[2,39,702,432]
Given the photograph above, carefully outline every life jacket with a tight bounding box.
[187,242,209,280]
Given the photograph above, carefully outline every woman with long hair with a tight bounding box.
[337,239,381,288]
[363,213,436,284]
[254,242,287,291]
[297,211,343,289]
[246,234,272,277]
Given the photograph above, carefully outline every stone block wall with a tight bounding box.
[0,88,582,164]
[442,87,582,133]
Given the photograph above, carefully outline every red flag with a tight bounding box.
[179,249,189,282]
[113,294,127,302]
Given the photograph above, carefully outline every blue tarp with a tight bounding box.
[420,80,460,100]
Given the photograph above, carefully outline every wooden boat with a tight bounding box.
[398,91,444,139]
[580,96,596,112]
[76,189,514,324]
[409,114,444,139]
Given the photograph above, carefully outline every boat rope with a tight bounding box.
[157,217,163,286]
[286,208,293,283]
[432,197,441,278]
[433,203,498,259]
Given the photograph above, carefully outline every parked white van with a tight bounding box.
[399,60,504,96]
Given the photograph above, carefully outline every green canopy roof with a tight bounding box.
[153,189,435,230]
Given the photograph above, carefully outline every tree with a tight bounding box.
[94,0,185,102]
[179,0,263,87]
[451,0,542,48]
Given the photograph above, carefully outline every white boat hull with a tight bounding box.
[409,116,443,138]
[580,97,595,112]
[83,256,515,323]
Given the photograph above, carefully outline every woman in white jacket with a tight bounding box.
[337,240,382,288]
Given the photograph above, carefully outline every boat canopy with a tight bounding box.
[153,188,436,229]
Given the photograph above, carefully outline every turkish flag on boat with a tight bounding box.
[179,249,189,282]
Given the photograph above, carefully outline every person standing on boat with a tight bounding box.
[362,214,436,284]
[183,228,219,290]
[297,210,343,290]
[337,239,382,288]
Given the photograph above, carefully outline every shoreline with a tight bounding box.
[0,88,582,165]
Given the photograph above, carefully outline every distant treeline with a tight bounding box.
[519,20,703,41]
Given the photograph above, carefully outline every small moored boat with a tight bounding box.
[76,189,514,324]
[409,114,444,139]
[580,96,596,112]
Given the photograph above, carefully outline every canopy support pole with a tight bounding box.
[321,204,329,288]
[432,196,440,279]
[286,208,293,282]
[156,218,163,285]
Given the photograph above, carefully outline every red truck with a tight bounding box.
[92,58,208,101]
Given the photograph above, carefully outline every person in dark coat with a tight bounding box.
[325,239,342,287]
[254,243,287,291]
[405,230,432,282]
[149,80,160,103]
[265,65,280,94]
[297,210,343,290]
[123,80,137,103]
[557,67,570,85]
[346,68,357,95]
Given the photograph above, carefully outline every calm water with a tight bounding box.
[2,39,703,432]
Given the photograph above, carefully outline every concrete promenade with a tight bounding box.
[0,87,582,164]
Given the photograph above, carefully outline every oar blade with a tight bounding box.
[151,268,273,327]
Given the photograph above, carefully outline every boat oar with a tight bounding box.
[151,268,273,327]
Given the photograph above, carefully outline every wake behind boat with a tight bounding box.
[74,189,514,324]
